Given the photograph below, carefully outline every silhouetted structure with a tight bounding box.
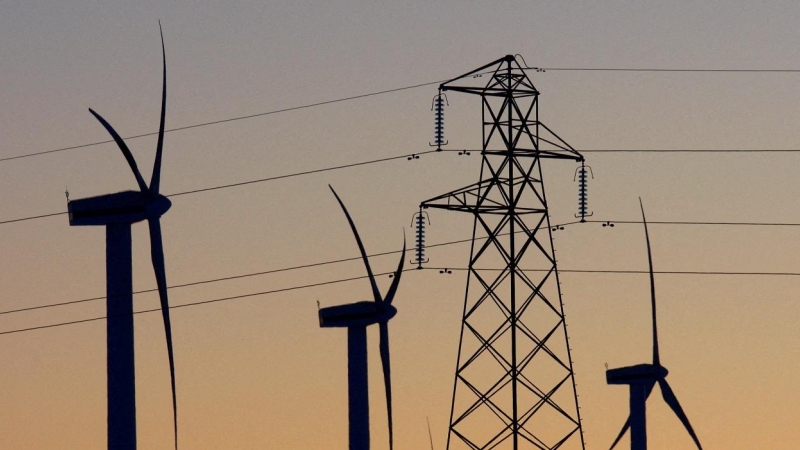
[574,161,593,222]
[411,207,430,269]
[421,55,586,450]
[606,200,702,450]
[318,186,406,450]
[429,92,449,151]
[67,25,179,450]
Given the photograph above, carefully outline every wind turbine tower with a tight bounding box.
[421,55,586,450]
[318,186,406,450]
[606,200,702,450]
[67,27,179,450]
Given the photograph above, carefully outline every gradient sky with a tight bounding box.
[2,1,800,448]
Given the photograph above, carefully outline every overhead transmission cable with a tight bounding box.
[439,148,800,154]
[6,65,800,164]
[1,79,447,163]
[0,220,528,318]
[583,219,800,227]
[530,67,800,73]
[167,150,437,197]
[4,67,800,225]
[6,263,800,337]
[428,267,800,276]
[0,270,410,337]
[7,218,800,332]
[8,217,800,316]
[0,149,438,226]
[0,247,405,316]
[6,145,800,227]
[581,149,800,153]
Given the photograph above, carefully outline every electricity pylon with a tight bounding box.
[421,55,586,450]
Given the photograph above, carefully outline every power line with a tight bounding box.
[7,217,800,316]
[7,214,800,330]
[167,150,437,197]
[0,149,437,226]
[441,148,800,154]
[1,80,445,164]
[0,220,585,318]
[0,270,405,337]
[580,149,800,153]
[6,146,800,226]
[5,262,800,337]
[0,220,495,318]
[0,211,68,225]
[0,247,404,316]
[7,65,800,165]
[534,67,800,73]
[583,219,800,227]
[430,267,800,276]
[563,269,800,276]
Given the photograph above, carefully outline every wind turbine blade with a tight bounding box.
[148,218,178,450]
[427,417,434,450]
[88,109,149,193]
[659,379,702,449]
[150,21,167,195]
[645,378,657,397]
[329,185,381,302]
[608,416,630,450]
[384,234,406,305]
[379,321,394,450]
[639,198,660,367]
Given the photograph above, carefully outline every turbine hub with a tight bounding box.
[146,194,172,218]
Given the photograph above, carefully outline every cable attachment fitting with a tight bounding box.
[514,54,546,72]
[574,160,594,222]
[411,206,430,269]
[429,90,449,151]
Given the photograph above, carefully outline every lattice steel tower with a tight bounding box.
[421,55,586,450]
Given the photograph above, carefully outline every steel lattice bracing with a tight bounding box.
[421,55,586,450]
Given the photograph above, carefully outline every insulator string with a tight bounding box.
[429,91,449,150]
[574,160,594,222]
[411,207,430,269]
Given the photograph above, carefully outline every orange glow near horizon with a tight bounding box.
[2,2,800,449]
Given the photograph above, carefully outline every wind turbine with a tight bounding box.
[427,417,435,450]
[606,199,702,450]
[67,24,178,450]
[318,185,405,450]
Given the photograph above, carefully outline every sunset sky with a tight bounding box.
[2,1,800,449]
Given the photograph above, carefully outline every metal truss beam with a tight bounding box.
[422,55,586,450]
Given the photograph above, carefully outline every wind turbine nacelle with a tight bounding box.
[606,363,668,385]
[68,191,171,226]
[319,301,397,328]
